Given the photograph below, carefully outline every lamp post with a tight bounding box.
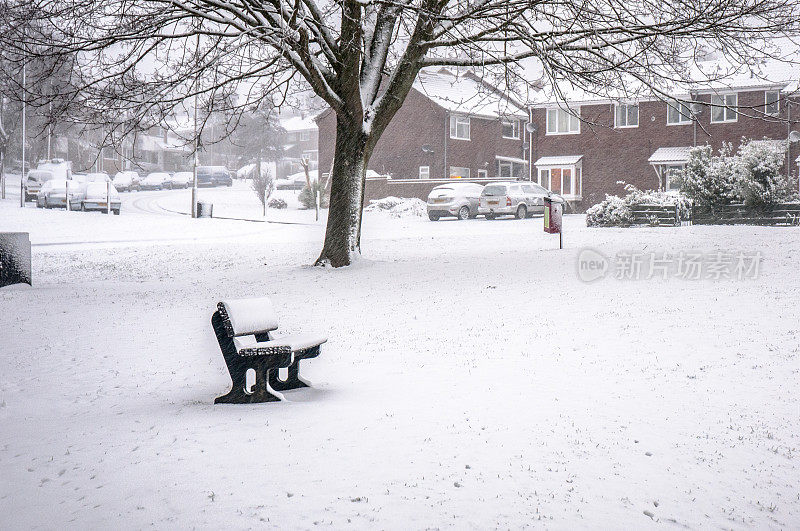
[788,130,800,191]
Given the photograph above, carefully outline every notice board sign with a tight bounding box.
[0,232,32,287]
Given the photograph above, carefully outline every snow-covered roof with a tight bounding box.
[280,115,318,132]
[534,155,583,166]
[528,53,800,108]
[414,69,528,119]
[648,147,693,165]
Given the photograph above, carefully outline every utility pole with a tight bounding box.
[20,60,26,207]
[191,32,199,218]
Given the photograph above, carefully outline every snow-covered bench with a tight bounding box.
[212,297,327,404]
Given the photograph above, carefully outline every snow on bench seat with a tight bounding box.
[218,297,279,337]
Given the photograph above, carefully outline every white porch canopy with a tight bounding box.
[534,155,583,166]
[648,147,692,165]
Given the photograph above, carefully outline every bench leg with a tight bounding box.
[268,360,309,391]
[216,365,283,404]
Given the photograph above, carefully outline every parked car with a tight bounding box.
[36,179,79,209]
[276,170,313,190]
[113,171,140,192]
[427,182,484,221]
[197,166,233,187]
[23,169,56,202]
[479,181,560,220]
[165,171,193,189]
[69,182,121,215]
[139,172,169,190]
[85,172,111,183]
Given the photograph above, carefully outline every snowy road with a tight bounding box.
[2,190,800,529]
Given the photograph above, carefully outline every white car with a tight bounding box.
[479,181,561,219]
[85,172,111,183]
[70,182,121,215]
[113,171,140,192]
[140,172,169,190]
[23,169,56,202]
[165,171,193,189]
[427,182,484,221]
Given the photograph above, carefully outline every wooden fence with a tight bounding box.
[630,204,681,227]
[692,203,800,226]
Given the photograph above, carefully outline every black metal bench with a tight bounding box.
[212,297,326,404]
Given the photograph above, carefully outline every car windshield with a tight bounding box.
[530,183,549,194]
[28,170,54,182]
[482,185,507,196]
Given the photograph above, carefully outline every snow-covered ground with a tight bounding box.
[2,177,800,528]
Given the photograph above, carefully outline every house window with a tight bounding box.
[765,91,780,115]
[419,166,430,179]
[498,161,513,178]
[536,165,581,198]
[546,108,580,134]
[538,168,550,188]
[450,115,470,140]
[711,94,737,123]
[102,146,116,159]
[477,169,487,178]
[667,100,692,125]
[449,166,470,179]
[502,120,520,139]
[615,103,639,128]
[664,165,685,191]
[299,130,311,141]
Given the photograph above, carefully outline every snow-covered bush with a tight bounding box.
[586,184,690,227]
[734,140,797,208]
[364,196,427,217]
[267,197,287,209]
[674,144,738,210]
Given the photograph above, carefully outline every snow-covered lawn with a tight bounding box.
[1,189,799,529]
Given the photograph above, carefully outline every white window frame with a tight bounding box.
[545,107,580,135]
[449,166,470,179]
[498,161,513,178]
[299,130,311,141]
[502,120,520,139]
[667,100,692,125]
[663,164,685,192]
[614,103,639,128]
[449,115,471,140]
[710,93,738,123]
[535,164,582,199]
[765,91,780,115]
[419,166,430,179]
[477,169,488,179]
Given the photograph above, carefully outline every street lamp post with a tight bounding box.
[20,60,26,208]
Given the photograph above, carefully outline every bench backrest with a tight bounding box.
[217,297,279,337]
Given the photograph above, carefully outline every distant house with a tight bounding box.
[529,60,800,209]
[315,68,529,200]
[278,115,318,179]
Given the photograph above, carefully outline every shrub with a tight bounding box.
[733,140,796,208]
[674,143,738,211]
[586,184,690,227]
[299,179,329,209]
[364,196,427,217]
[268,197,287,209]
[250,164,274,207]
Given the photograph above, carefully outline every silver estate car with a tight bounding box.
[36,179,78,209]
[479,181,560,219]
[69,182,122,215]
[23,169,55,202]
[427,182,484,221]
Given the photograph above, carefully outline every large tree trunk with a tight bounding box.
[315,115,371,267]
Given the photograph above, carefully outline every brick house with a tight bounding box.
[316,68,529,200]
[530,63,800,210]
[278,114,319,179]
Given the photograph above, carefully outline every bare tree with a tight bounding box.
[2,0,799,265]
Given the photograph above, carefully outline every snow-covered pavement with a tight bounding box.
[1,185,799,529]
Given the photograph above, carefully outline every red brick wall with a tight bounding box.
[531,90,799,210]
[317,87,527,188]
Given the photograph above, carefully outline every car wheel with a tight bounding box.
[457,206,470,221]
[516,204,527,219]
[485,212,495,220]
[113,209,120,216]
[428,212,440,221]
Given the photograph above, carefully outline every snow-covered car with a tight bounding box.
[69,182,121,215]
[23,169,56,202]
[165,171,193,189]
[140,172,169,190]
[197,166,232,187]
[479,181,560,220]
[426,182,484,221]
[113,171,140,192]
[36,179,79,209]
[85,172,111,183]
[275,170,313,190]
